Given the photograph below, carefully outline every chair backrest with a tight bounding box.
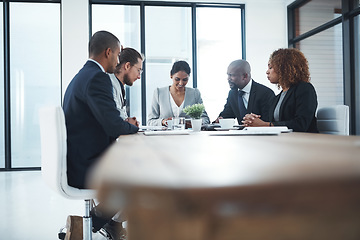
[316,105,349,135]
[39,106,95,199]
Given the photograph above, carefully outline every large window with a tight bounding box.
[8,2,61,168]
[92,5,142,122]
[196,7,242,120]
[91,2,245,124]
[144,6,193,120]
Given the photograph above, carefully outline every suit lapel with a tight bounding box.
[166,87,175,117]
[277,86,295,120]
[247,81,257,113]
[269,94,280,121]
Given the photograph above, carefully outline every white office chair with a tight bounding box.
[316,105,349,135]
[39,106,96,240]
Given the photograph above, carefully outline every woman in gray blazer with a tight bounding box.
[147,60,210,126]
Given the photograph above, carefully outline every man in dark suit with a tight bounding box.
[63,31,138,239]
[214,59,275,124]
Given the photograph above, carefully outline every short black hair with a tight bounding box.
[170,60,191,76]
[88,31,120,57]
[115,48,143,74]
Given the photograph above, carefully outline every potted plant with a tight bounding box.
[183,103,205,131]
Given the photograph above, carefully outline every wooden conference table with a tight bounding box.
[88,130,360,240]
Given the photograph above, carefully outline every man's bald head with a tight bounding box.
[227,59,252,90]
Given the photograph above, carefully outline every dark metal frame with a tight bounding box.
[90,0,245,124]
[1,0,60,171]
[3,1,11,170]
[288,0,360,135]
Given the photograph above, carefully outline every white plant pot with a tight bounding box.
[191,119,202,132]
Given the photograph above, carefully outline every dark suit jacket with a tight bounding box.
[63,60,139,189]
[269,81,318,133]
[220,80,275,124]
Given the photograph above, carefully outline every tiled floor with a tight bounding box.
[0,171,107,240]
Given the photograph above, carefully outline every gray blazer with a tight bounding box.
[147,86,210,126]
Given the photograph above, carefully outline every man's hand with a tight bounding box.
[242,113,267,127]
[212,116,223,124]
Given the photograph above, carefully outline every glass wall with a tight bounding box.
[196,7,242,120]
[295,0,342,36]
[92,5,141,122]
[298,24,343,108]
[10,3,61,167]
[145,6,193,119]
[0,4,4,169]
[289,0,360,134]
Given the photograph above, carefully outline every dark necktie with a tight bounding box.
[238,90,247,120]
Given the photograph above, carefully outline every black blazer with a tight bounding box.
[269,81,318,133]
[63,61,139,189]
[220,80,275,124]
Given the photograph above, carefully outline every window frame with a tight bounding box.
[288,0,360,135]
[0,0,61,171]
[90,1,246,125]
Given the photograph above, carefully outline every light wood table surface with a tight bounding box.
[88,131,360,240]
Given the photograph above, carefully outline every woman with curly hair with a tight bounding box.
[242,48,318,132]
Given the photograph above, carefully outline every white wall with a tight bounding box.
[61,0,89,97]
[61,0,293,96]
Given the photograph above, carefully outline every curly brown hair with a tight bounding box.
[269,48,310,89]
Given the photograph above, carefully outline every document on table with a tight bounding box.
[209,130,280,136]
[143,130,191,136]
[139,126,166,131]
[243,126,292,133]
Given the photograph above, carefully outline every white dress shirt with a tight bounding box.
[239,79,253,109]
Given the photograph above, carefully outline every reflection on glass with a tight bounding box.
[295,0,342,36]
[0,4,4,168]
[92,5,141,123]
[196,7,242,120]
[145,6,192,122]
[298,24,343,108]
[10,3,60,167]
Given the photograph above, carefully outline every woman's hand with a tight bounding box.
[162,117,173,126]
[242,113,267,127]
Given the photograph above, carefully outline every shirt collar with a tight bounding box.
[239,79,252,94]
[88,59,105,72]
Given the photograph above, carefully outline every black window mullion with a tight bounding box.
[140,2,146,126]
[4,1,11,170]
[191,3,197,88]
[241,5,246,59]
[342,0,356,134]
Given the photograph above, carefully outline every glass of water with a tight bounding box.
[173,117,185,130]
